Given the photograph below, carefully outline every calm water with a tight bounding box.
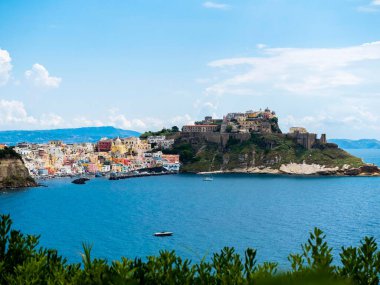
[1,149,380,267]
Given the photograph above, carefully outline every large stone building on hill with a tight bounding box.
[179,108,328,150]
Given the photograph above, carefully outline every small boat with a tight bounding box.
[95,172,102,178]
[154,231,173,237]
[203,176,213,181]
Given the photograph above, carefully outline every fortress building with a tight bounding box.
[286,127,327,150]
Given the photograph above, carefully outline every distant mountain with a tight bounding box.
[0,126,140,145]
[329,139,380,149]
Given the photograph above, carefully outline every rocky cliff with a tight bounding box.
[166,133,380,176]
[0,149,37,189]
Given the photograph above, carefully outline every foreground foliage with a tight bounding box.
[1,215,380,284]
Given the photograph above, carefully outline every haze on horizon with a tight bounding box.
[1,0,380,139]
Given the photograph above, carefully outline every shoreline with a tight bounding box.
[196,171,380,177]
[195,164,380,177]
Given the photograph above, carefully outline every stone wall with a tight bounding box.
[177,132,251,149]
[286,132,327,149]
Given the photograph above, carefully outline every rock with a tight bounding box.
[344,168,361,176]
[359,165,380,174]
[72,178,90,184]
[279,163,339,175]
[0,158,37,189]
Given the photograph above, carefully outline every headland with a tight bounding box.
[164,108,380,176]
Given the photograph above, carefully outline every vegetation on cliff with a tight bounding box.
[0,147,22,160]
[1,214,380,284]
[166,133,364,173]
[140,126,179,139]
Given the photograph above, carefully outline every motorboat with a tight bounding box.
[203,176,213,181]
[154,231,173,237]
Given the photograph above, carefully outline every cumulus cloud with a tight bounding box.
[0,99,68,129]
[0,49,12,86]
[103,109,196,131]
[25,63,62,88]
[281,103,380,139]
[206,41,380,96]
[202,1,230,10]
[0,100,36,125]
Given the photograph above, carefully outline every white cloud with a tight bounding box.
[72,117,105,127]
[202,1,230,10]
[0,100,68,129]
[0,100,36,125]
[357,0,380,12]
[105,109,194,131]
[256,43,267,49]
[281,103,380,139]
[170,114,193,126]
[39,113,64,127]
[206,41,380,96]
[25,63,62,88]
[0,49,12,86]
[0,100,193,132]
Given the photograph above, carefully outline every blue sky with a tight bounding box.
[1,0,380,138]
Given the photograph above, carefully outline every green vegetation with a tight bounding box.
[174,134,364,172]
[0,175,36,188]
[1,215,380,284]
[140,126,179,139]
[0,147,21,160]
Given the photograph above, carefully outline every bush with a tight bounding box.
[1,214,380,284]
[0,147,22,160]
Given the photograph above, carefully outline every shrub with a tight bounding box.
[1,214,380,284]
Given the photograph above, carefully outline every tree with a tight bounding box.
[171,126,179,132]
[226,125,233,133]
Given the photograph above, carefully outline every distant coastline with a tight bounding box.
[329,139,380,149]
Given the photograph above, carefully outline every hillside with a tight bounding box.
[0,126,140,145]
[0,148,37,189]
[166,133,377,175]
[330,139,380,149]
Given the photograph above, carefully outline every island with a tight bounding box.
[0,147,37,189]
[5,108,379,178]
[159,108,380,176]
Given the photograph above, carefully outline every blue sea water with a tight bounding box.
[0,149,380,268]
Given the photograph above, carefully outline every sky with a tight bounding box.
[1,0,380,139]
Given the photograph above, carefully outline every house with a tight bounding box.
[182,124,219,133]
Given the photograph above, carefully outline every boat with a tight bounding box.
[95,172,102,178]
[203,176,213,181]
[154,231,173,237]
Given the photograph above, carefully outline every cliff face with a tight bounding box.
[0,158,37,189]
[167,133,379,176]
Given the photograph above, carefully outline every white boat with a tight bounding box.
[203,176,213,181]
[154,231,173,237]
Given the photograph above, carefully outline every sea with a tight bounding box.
[0,149,380,268]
